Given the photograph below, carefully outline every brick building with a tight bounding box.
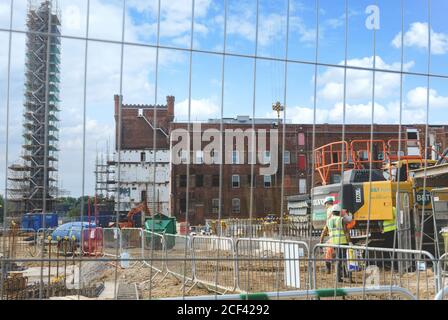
[111,95,174,216]
[170,118,300,224]
[112,95,448,224]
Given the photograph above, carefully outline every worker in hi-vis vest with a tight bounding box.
[320,204,352,282]
[323,196,335,274]
[382,206,397,269]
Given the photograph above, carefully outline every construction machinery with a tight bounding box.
[311,137,448,253]
[110,200,151,229]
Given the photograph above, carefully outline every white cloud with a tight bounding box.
[227,9,315,47]
[127,0,212,44]
[175,98,220,120]
[406,87,448,109]
[392,22,448,55]
[317,56,414,102]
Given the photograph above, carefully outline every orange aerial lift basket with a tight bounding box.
[314,141,350,185]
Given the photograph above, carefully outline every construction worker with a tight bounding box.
[322,196,335,274]
[320,204,352,282]
[382,206,397,270]
[324,196,335,220]
[382,206,397,245]
[325,196,353,225]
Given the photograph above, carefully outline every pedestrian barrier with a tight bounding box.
[312,243,439,300]
[438,253,448,294]
[102,228,121,257]
[191,236,236,293]
[82,227,103,256]
[142,230,166,274]
[434,287,448,300]
[164,234,194,283]
[0,228,39,259]
[120,228,143,268]
[235,238,310,293]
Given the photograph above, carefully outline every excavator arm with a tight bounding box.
[126,201,151,226]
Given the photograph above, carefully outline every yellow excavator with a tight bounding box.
[311,138,447,251]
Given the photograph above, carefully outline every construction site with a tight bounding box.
[1,0,448,302]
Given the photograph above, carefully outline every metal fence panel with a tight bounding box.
[235,238,310,293]
[191,236,236,293]
[142,230,166,274]
[0,228,38,259]
[164,234,194,282]
[102,228,121,258]
[120,228,143,268]
[312,243,439,300]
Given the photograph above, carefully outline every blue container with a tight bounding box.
[21,213,59,231]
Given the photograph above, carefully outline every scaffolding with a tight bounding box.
[94,151,116,201]
[7,1,61,216]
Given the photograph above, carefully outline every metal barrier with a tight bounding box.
[102,228,121,257]
[312,243,439,300]
[434,287,448,300]
[160,286,416,300]
[235,238,310,293]
[217,218,315,239]
[164,234,194,283]
[0,228,39,259]
[120,228,143,268]
[82,227,103,256]
[191,236,237,293]
[438,253,448,295]
[142,230,166,274]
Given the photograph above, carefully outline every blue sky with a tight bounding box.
[1,0,448,196]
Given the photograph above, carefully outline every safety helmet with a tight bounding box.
[324,196,335,204]
[331,204,342,213]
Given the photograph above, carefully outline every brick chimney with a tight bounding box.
[114,94,122,151]
[114,94,122,117]
[167,96,175,120]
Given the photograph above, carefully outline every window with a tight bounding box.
[211,149,219,164]
[140,152,146,162]
[180,149,188,163]
[212,198,219,214]
[247,174,256,187]
[298,154,306,170]
[263,151,271,164]
[331,174,341,184]
[247,150,256,164]
[195,150,203,164]
[264,175,272,188]
[284,150,290,164]
[195,175,203,187]
[179,175,187,187]
[232,175,240,188]
[180,198,186,213]
[232,150,239,164]
[141,190,147,202]
[298,133,305,146]
[299,179,307,194]
[232,198,240,214]
[212,174,220,187]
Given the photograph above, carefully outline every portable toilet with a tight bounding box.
[145,214,176,249]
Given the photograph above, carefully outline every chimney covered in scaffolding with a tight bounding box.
[8,0,61,215]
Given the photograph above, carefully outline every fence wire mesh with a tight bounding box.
[1,0,448,300]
